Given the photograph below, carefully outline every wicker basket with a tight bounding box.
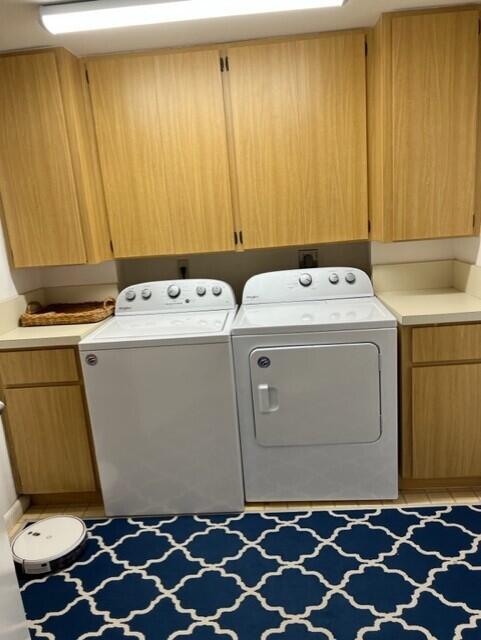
[20,298,116,327]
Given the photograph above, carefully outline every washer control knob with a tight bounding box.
[212,285,222,297]
[196,286,207,297]
[329,273,340,285]
[167,285,181,299]
[141,288,152,300]
[299,273,313,287]
[345,272,357,285]
[125,290,136,301]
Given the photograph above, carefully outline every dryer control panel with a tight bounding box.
[116,280,236,315]
[242,268,373,305]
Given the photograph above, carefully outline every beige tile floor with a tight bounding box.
[9,488,481,539]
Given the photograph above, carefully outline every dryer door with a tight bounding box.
[250,343,381,446]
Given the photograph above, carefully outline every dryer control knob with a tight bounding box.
[345,272,357,285]
[212,285,222,297]
[167,285,181,299]
[125,290,136,301]
[141,288,152,300]
[329,273,340,285]
[299,273,313,287]
[196,286,207,297]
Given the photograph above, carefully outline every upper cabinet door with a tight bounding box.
[369,9,480,241]
[392,10,479,240]
[87,50,235,258]
[0,52,87,267]
[227,33,369,249]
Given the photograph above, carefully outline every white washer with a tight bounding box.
[80,279,244,516]
[232,267,398,502]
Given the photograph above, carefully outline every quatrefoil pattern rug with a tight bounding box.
[20,506,481,639]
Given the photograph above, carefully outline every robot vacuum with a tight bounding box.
[11,516,87,575]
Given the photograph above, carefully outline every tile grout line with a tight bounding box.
[10,488,481,538]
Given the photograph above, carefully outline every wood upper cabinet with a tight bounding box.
[226,33,369,249]
[87,49,235,258]
[0,49,112,267]
[369,8,480,241]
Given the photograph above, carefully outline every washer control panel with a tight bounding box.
[243,268,373,305]
[117,280,236,315]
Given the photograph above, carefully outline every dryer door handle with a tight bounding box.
[257,384,279,414]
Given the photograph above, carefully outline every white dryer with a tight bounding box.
[232,267,398,502]
[80,279,244,516]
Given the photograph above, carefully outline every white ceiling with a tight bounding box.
[0,0,474,55]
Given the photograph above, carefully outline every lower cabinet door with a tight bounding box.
[5,385,96,493]
[412,363,481,478]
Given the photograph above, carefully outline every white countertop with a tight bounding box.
[377,288,481,326]
[0,321,109,350]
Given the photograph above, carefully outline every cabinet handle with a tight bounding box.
[0,401,5,415]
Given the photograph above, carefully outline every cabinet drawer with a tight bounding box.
[412,324,481,363]
[0,348,79,386]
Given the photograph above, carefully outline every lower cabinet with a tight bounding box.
[400,324,481,486]
[412,364,481,479]
[0,348,97,495]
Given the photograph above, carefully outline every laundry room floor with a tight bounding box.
[14,498,481,640]
[10,488,481,540]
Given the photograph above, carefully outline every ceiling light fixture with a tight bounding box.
[40,0,347,34]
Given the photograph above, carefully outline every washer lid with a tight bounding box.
[12,516,86,564]
[80,309,235,348]
[232,297,396,335]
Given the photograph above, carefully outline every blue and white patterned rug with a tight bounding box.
[19,506,481,639]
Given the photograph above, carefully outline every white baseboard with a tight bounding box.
[3,495,30,533]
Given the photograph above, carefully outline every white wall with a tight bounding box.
[40,261,118,288]
[371,236,481,268]
[371,238,457,265]
[453,237,481,266]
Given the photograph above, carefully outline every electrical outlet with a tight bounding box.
[298,250,318,269]
[177,259,189,279]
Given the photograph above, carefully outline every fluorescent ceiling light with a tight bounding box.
[40,0,347,34]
